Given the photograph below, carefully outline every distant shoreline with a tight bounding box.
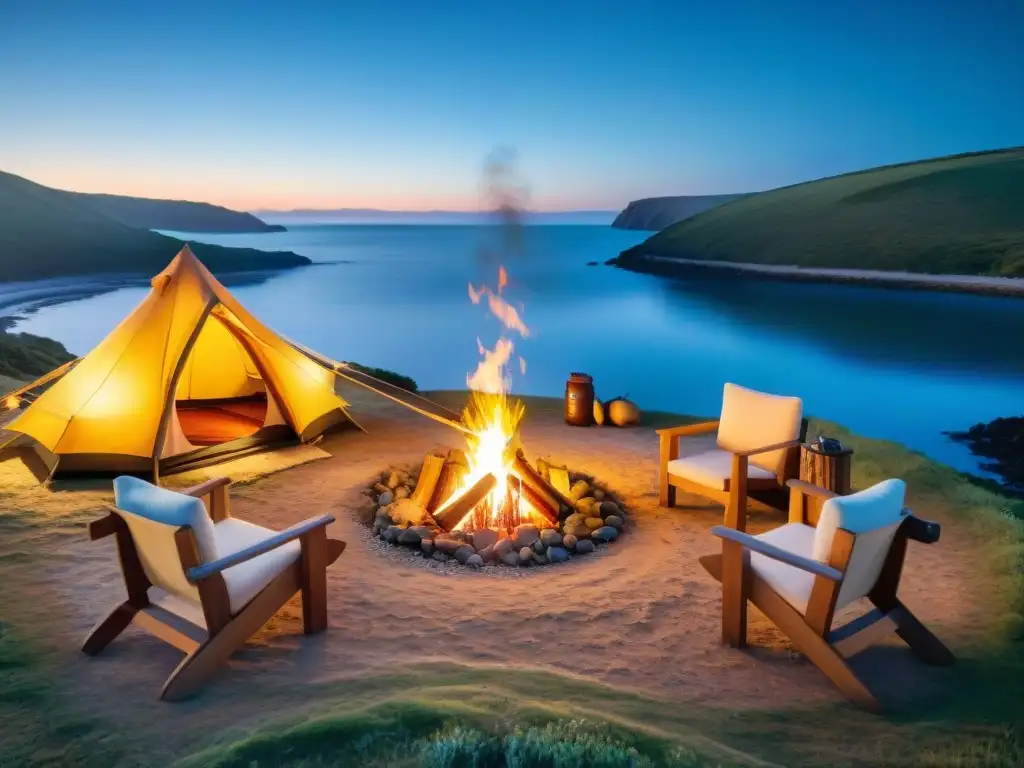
[612,253,1024,298]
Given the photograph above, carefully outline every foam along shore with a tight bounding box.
[613,253,1024,298]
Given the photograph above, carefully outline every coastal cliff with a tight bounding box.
[67,192,285,234]
[611,194,746,231]
[0,171,309,282]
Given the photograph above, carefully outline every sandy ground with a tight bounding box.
[0,386,986,759]
[633,254,1024,297]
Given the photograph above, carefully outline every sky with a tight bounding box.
[1,0,1022,212]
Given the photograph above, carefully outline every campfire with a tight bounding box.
[412,392,573,534]
[364,154,626,567]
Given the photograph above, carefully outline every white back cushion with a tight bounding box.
[717,383,803,477]
[812,479,907,608]
[113,476,219,601]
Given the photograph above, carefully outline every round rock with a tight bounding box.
[518,546,534,565]
[501,551,520,567]
[593,489,606,501]
[564,522,591,539]
[575,539,596,554]
[512,524,540,549]
[562,533,578,551]
[599,500,621,518]
[562,513,585,530]
[591,526,618,542]
[420,538,435,556]
[385,471,401,489]
[383,525,403,544]
[532,539,546,554]
[394,486,410,500]
[387,498,430,526]
[454,544,476,564]
[434,538,464,555]
[466,554,484,568]
[397,529,422,546]
[533,552,549,565]
[604,515,624,529]
[493,538,513,559]
[377,490,394,507]
[540,529,562,548]
[546,546,570,563]
[584,517,604,530]
[471,528,499,552]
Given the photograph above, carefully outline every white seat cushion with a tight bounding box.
[749,523,817,614]
[667,448,776,491]
[717,383,803,477]
[213,519,302,614]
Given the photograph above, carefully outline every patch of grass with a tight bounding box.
[620,147,1024,277]
[178,704,722,768]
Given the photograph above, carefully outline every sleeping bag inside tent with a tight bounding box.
[2,246,354,481]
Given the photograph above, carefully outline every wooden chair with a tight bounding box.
[82,475,346,701]
[658,383,807,525]
[699,477,954,711]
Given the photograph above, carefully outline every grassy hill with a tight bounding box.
[0,171,310,282]
[63,191,285,233]
[617,148,1024,276]
[0,328,74,382]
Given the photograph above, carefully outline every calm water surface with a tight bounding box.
[11,225,1024,477]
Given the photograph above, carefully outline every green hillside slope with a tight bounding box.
[0,171,309,282]
[65,191,284,233]
[617,148,1024,276]
[0,328,74,380]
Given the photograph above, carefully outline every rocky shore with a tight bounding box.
[948,416,1024,495]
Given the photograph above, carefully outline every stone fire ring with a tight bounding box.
[359,464,627,570]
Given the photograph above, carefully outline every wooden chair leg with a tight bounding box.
[82,601,139,656]
[873,598,955,666]
[659,435,677,508]
[750,575,880,711]
[161,564,301,701]
[301,526,329,635]
[721,541,748,647]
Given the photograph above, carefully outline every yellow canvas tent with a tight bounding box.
[3,246,355,481]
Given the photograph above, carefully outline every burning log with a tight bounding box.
[428,453,469,513]
[519,479,559,526]
[434,473,497,532]
[410,454,446,507]
[515,449,575,512]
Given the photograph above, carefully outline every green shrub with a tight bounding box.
[346,362,418,392]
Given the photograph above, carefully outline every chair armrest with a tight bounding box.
[710,525,844,581]
[89,509,120,540]
[179,476,231,499]
[656,420,719,439]
[186,514,335,583]
[730,437,803,458]
[902,512,941,544]
[786,478,839,501]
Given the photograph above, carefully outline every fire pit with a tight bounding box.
[363,393,626,568]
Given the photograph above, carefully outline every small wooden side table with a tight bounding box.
[800,443,853,496]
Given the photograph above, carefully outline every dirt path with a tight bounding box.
[0,387,986,761]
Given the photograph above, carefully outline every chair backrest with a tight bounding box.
[112,476,219,602]
[812,479,906,607]
[717,383,803,478]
